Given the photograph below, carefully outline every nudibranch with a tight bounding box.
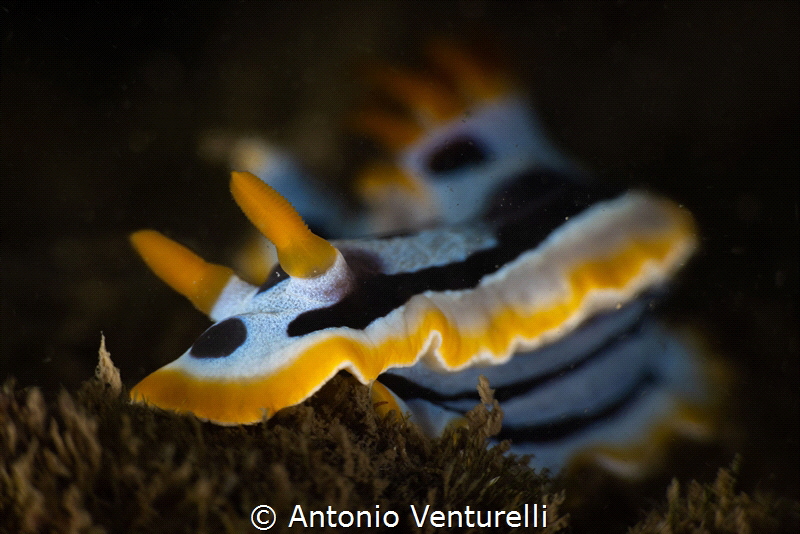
[132,41,721,477]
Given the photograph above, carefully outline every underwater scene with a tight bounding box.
[2,2,798,532]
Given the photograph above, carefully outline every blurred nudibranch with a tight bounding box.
[131,41,722,478]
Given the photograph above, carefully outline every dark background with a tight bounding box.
[3,0,797,504]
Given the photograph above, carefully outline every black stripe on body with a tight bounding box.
[495,370,658,443]
[288,171,620,336]
[377,307,649,404]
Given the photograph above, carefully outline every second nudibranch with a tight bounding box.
[130,170,698,429]
[132,41,722,477]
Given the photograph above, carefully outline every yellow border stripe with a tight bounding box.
[131,213,694,424]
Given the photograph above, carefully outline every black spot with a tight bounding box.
[426,137,489,174]
[190,318,247,358]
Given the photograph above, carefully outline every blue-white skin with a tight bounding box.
[396,96,578,225]
[233,95,576,236]
[383,300,708,476]
[206,89,713,478]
